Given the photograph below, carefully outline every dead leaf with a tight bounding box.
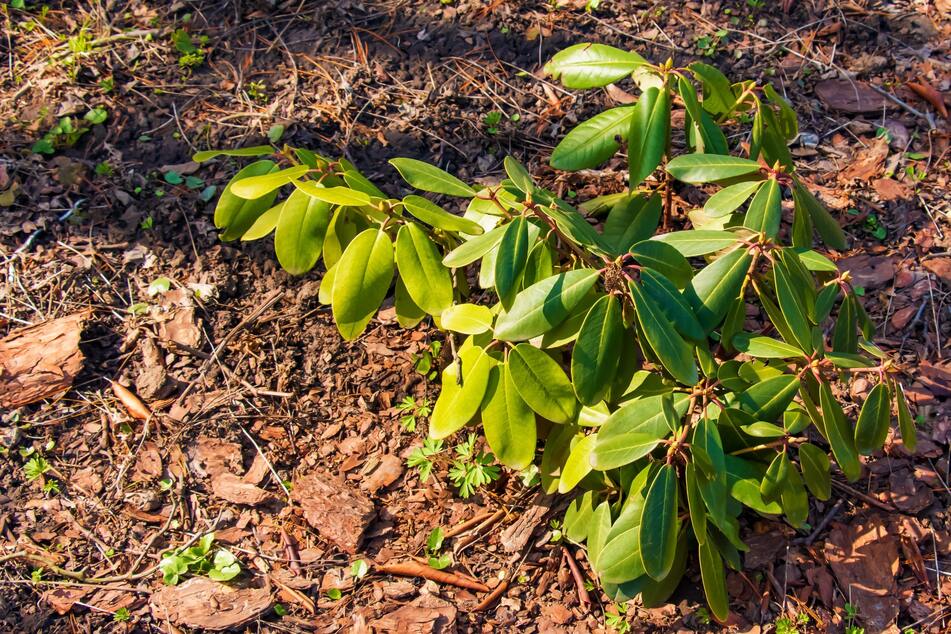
[919,360,951,398]
[837,254,896,290]
[887,468,934,513]
[150,577,272,631]
[42,587,89,615]
[111,380,151,420]
[368,594,457,634]
[292,470,376,554]
[906,81,949,119]
[131,442,163,482]
[606,84,637,104]
[154,288,203,349]
[0,311,88,408]
[211,473,274,506]
[871,178,912,201]
[193,438,243,479]
[241,453,270,486]
[923,257,951,287]
[825,514,900,632]
[815,79,891,113]
[840,137,889,182]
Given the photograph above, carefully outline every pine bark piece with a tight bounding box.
[368,594,457,634]
[292,470,376,554]
[149,577,272,631]
[0,311,88,408]
[211,473,274,506]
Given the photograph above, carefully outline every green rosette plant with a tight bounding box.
[195,43,915,620]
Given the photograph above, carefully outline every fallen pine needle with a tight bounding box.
[475,578,510,611]
[110,380,151,420]
[375,561,489,592]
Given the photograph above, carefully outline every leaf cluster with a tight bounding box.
[197,43,915,619]
[158,532,241,586]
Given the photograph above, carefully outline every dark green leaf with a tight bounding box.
[482,362,537,470]
[629,281,698,385]
[818,381,861,481]
[390,158,475,197]
[639,465,679,580]
[760,449,790,504]
[494,269,600,341]
[798,442,831,500]
[602,193,663,254]
[550,106,636,171]
[685,247,751,332]
[699,537,730,622]
[743,177,781,237]
[667,154,762,184]
[544,43,646,89]
[628,86,670,186]
[640,268,706,342]
[854,382,891,455]
[792,180,847,250]
[509,343,579,423]
[732,333,804,359]
[737,375,800,421]
[629,240,692,288]
[571,295,624,405]
[653,230,741,257]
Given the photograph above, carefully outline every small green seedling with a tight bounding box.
[158,533,241,585]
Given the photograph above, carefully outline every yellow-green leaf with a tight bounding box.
[481,363,536,470]
[331,229,394,340]
[395,224,453,315]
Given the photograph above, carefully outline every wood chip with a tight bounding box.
[211,473,274,506]
[361,454,404,494]
[367,594,457,634]
[292,470,376,554]
[149,577,272,631]
[0,311,88,408]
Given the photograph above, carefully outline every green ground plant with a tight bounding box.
[196,42,915,620]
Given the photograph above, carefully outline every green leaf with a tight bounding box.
[773,256,814,353]
[685,247,751,332]
[509,344,579,423]
[666,154,762,184]
[797,442,831,500]
[795,249,838,272]
[689,62,734,115]
[592,393,686,469]
[564,491,596,543]
[639,268,705,341]
[854,382,891,455]
[494,269,600,341]
[559,434,597,493]
[343,169,388,199]
[894,380,917,453]
[571,295,624,406]
[402,195,484,235]
[544,43,645,89]
[331,229,394,340]
[818,381,861,482]
[494,217,531,306]
[760,449,790,504]
[230,165,310,199]
[639,465,679,580]
[629,240,692,288]
[780,464,809,528]
[440,304,493,335]
[732,333,804,359]
[629,281,698,385]
[699,538,730,622]
[274,188,332,275]
[653,230,740,257]
[550,106,636,171]
[503,156,534,194]
[792,180,847,250]
[704,180,763,218]
[241,201,283,241]
[192,145,274,162]
[318,263,337,305]
[429,343,495,438]
[481,363,536,470]
[743,177,781,237]
[628,86,670,186]
[597,465,653,583]
[737,375,800,421]
[215,160,279,241]
[442,225,506,267]
[294,182,373,207]
[679,75,729,155]
[602,193,662,254]
[394,276,425,328]
[685,463,707,545]
[395,224,454,315]
[741,422,786,438]
[389,158,475,197]
[586,501,613,570]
